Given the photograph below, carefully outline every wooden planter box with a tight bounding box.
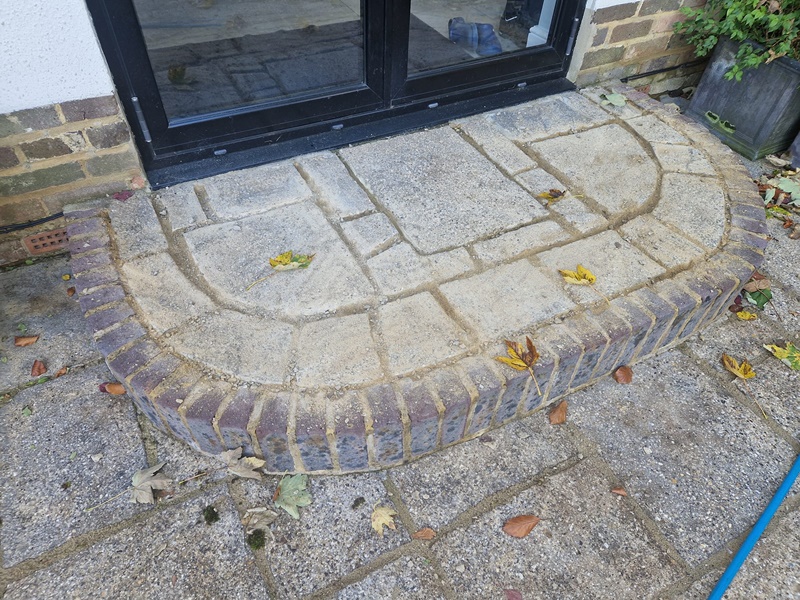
[686,37,800,160]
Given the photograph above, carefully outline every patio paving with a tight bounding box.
[2,83,798,598]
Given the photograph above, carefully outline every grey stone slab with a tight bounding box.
[471,220,571,265]
[568,350,796,566]
[367,243,434,295]
[433,458,682,599]
[122,252,216,334]
[763,217,800,297]
[378,293,470,376]
[655,173,727,249]
[155,183,208,231]
[736,355,800,442]
[233,472,409,598]
[514,167,568,196]
[580,86,644,119]
[337,555,449,599]
[535,230,665,302]
[549,196,609,234]
[108,193,168,261]
[4,488,271,599]
[295,314,383,387]
[483,91,613,143]
[169,310,293,384]
[183,203,375,318]
[0,364,147,567]
[628,114,691,144]
[455,118,536,175]
[341,212,400,256]
[296,151,375,218]
[200,160,313,219]
[440,260,576,339]
[530,124,658,215]
[390,418,576,529]
[341,126,548,254]
[620,215,708,269]
[0,257,100,392]
[652,143,717,175]
[426,248,474,281]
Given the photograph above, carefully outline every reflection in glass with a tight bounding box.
[408,0,557,74]
[132,0,365,120]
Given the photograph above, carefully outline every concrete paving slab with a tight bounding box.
[579,86,644,120]
[433,458,683,599]
[0,364,147,567]
[471,220,571,265]
[651,143,716,175]
[568,350,796,566]
[341,126,548,254]
[655,173,727,249]
[336,554,449,599]
[628,114,690,144]
[4,488,271,599]
[154,182,208,231]
[295,151,375,219]
[107,194,168,261]
[340,212,400,257]
[620,214,707,269]
[455,118,537,175]
[548,196,609,234]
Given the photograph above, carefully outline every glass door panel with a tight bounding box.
[131,0,366,120]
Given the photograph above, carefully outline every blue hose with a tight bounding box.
[708,453,800,599]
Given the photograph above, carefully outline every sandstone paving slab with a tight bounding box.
[183,203,374,317]
[232,471,409,598]
[107,193,168,261]
[529,123,658,215]
[651,143,716,175]
[121,251,216,334]
[340,126,547,254]
[341,212,400,257]
[336,554,449,599]
[0,256,100,392]
[567,350,796,566]
[294,313,383,387]
[627,114,690,145]
[367,243,473,296]
[620,214,707,269]
[579,86,644,120]
[471,220,571,265]
[483,91,612,143]
[432,458,683,599]
[295,151,375,218]
[455,117,537,175]
[389,419,577,530]
[154,182,208,231]
[200,159,313,219]
[763,218,800,297]
[4,487,271,599]
[378,293,471,376]
[0,364,148,567]
[654,173,726,249]
[439,259,576,339]
[169,310,293,384]
[548,196,609,234]
[534,230,665,302]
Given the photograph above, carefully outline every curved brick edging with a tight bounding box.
[64,85,768,474]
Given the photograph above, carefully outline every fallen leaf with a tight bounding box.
[274,474,312,519]
[54,366,69,378]
[502,514,540,538]
[241,506,279,533]
[496,337,542,394]
[412,527,437,540]
[548,400,567,425]
[99,382,126,395]
[219,447,266,480]
[790,225,800,239]
[22,406,32,417]
[612,365,633,384]
[371,505,398,537]
[763,342,800,371]
[268,251,315,271]
[611,487,628,497]
[17,322,28,334]
[766,154,791,167]
[743,277,771,292]
[736,310,758,321]
[67,287,76,297]
[130,462,172,504]
[600,92,627,106]
[721,354,756,379]
[559,264,597,286]
[113,190,134,201]
[537,189,566,203]
[31,360,47,377]
[14,335,39,347]
[504,590,524,600]
[743,288,773,310]
[61,274,71,281]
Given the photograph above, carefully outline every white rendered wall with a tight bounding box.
[0,0,114,114]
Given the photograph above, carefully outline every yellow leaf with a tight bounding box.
[559,264,596,286]
[268,251,294,268]
[371,505,398,537]
[496,355,528,371]
[576,264,596,284]
[736,311,758,321]
[721,354,756,379]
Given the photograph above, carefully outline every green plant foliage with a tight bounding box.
[674,0,800,79]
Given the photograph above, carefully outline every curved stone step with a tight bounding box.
[64,85,767,474]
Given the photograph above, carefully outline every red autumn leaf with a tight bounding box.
[611,487,628,497]
[613,365,633,384]
[31,360,47,377]
[502,514,541,538]
[412,527,437,540]
[98,382,126,395]
[504,590,524,600]
[548,401,567,425]
[54,366,69,378]
[66,287,76,297]
[14,335,39,347]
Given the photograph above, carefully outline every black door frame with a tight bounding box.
[86,0,586,186]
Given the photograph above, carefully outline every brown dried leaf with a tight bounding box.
[412,527,437,540]
[502,514,540,538]
[721,354,756,380]
[66,287,76,297]
[611,487,628,497]
[31,360,47,377]
[54,366,69,378]
[548,400,567,425]
[612,365,633,384]
[14,335,39,347]
[99,382,126,395]
[504,590,524,600]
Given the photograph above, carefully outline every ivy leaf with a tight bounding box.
[268,251,315,271]
[219,447,266,480]
[736,310,758,321]
[743,289,772,310]
[600,92,627,107]
[763,342,800,371]
[130,462,172,504]
[721,354,756,380]
[371,505,398,537]
[273,474,312,520]
[559,264,596,285]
